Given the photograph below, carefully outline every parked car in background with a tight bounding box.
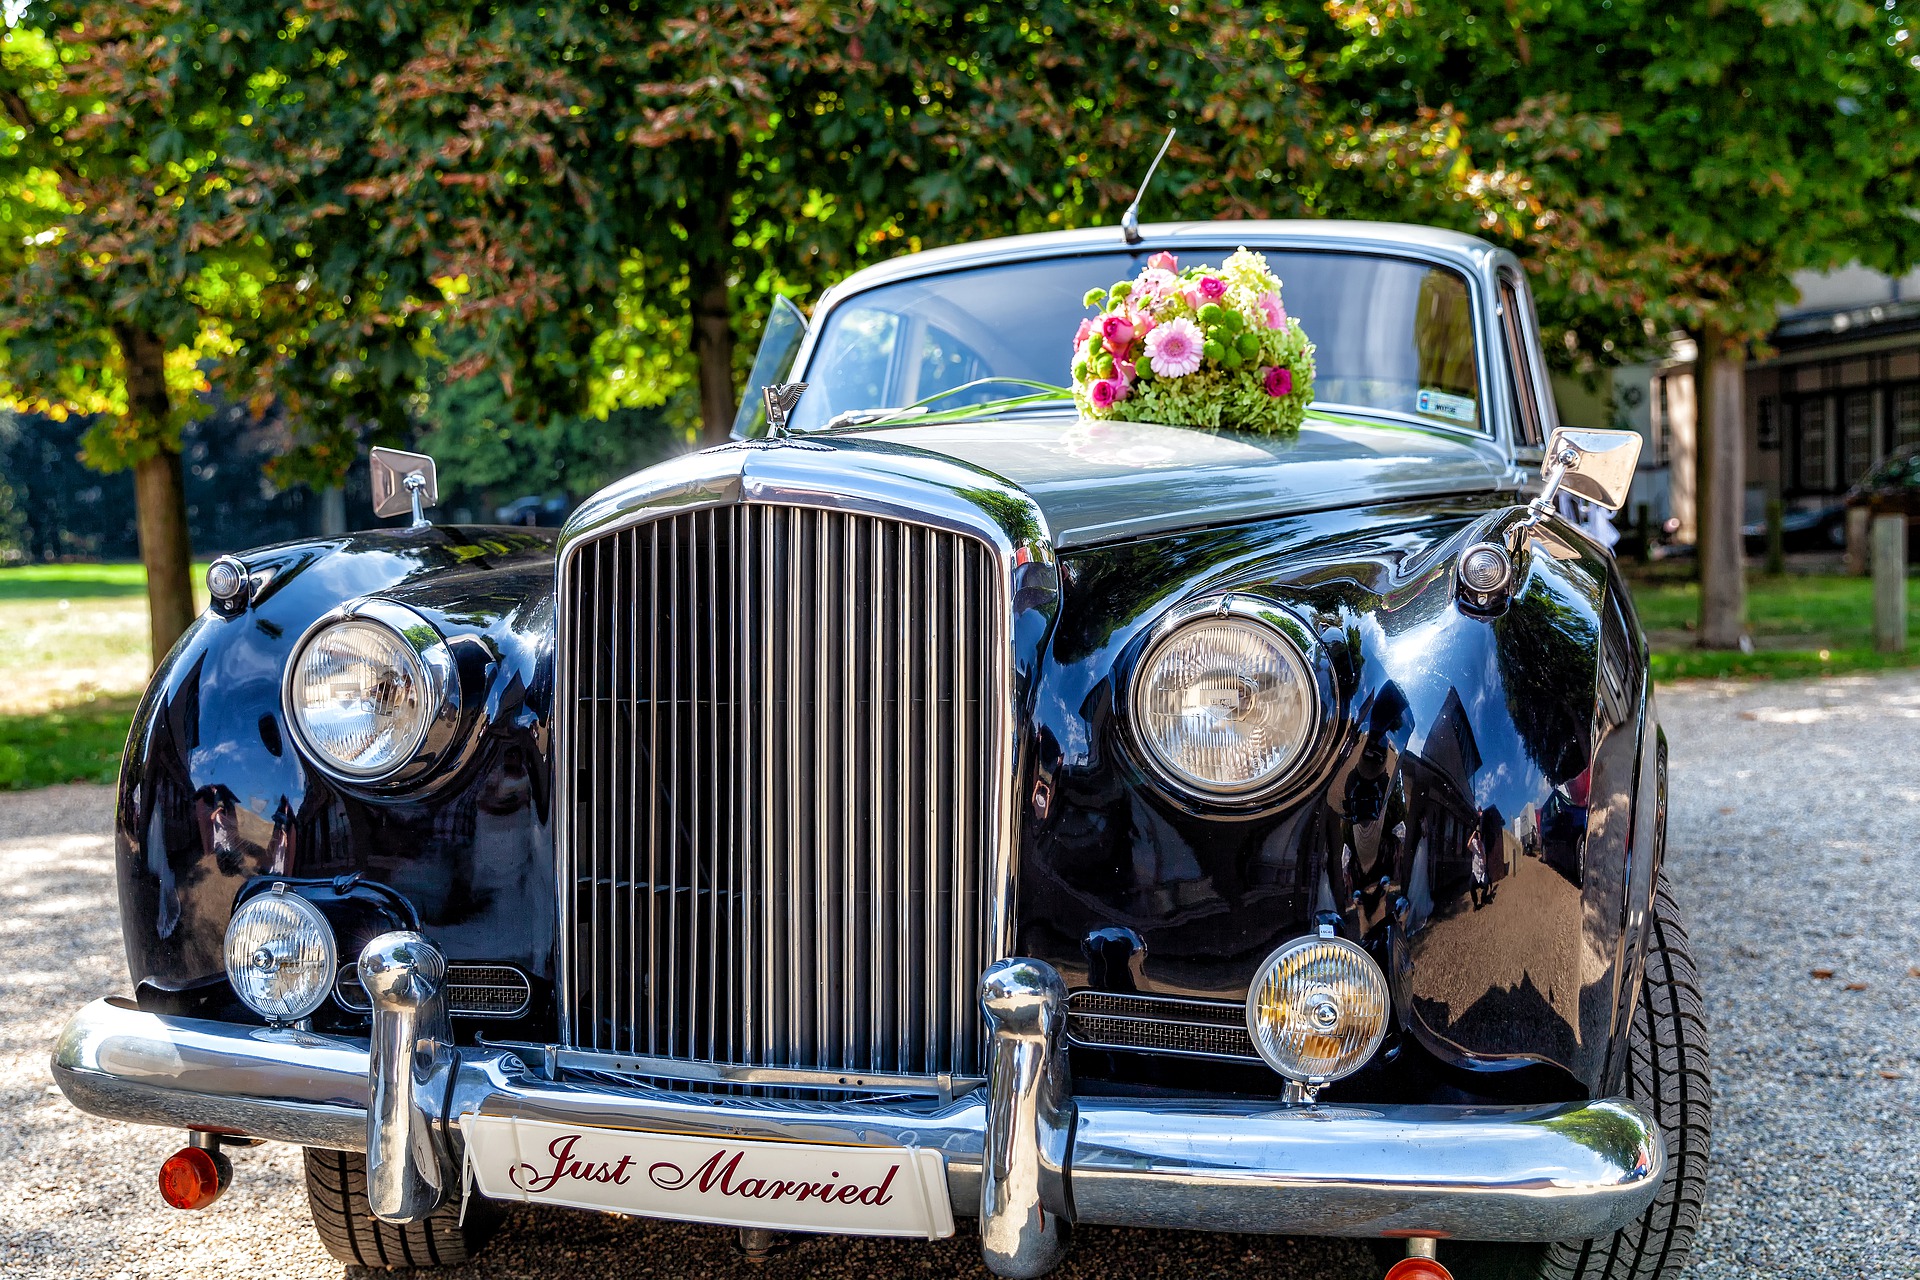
[1743,501,1847,555]
[494,494,573,528]
[1845,443,1920,554]
[53,222,1706,1280]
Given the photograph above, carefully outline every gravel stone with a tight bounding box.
[5,672,1918,1278]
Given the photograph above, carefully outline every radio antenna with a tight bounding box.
[1121,128,1177,246]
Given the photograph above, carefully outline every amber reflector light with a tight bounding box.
[158,1145,227,1211]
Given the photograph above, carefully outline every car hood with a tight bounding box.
[849,411,1514,548]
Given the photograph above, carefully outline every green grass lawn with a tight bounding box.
[0,562,206,789]
[0,560,183,600]
[1632,571,1920,681]
[0,693,141,789]
[0,561,1913,789]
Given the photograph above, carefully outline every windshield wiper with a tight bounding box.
[821,405,931,431]
[818,379,1076,432]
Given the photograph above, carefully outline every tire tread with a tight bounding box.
[301,1147,498,1269]
[1529,873,1713,1280]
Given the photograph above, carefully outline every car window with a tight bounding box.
[1498,273,1545,447]
[787,249,1486,434]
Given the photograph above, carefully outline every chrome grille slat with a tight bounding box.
[562,503,999,1080]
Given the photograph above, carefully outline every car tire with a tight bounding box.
[302,1147,501,1268]
[1447,873,1712,1280]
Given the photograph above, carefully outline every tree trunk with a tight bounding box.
[1694,329,1747,649]
[115,323,195,665]
[693,278,736,445]
[684,143,739,447]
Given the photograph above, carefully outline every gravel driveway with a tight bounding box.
[5,673,1918,1279]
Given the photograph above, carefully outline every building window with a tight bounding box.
[1842,391,1875,483]
[1796,398,1831,492]
[1896,385,1920,452]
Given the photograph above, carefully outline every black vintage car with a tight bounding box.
[53,222,1708,1280]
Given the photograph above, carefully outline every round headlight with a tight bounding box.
[1246,933,1390,1084]
[288,615,439,779]
[1131,602,1318,796]
[224,885,337,1022]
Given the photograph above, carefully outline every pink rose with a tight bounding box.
[1101,314,1136,355]
[1136,268,1177,299]
[1182,287,1204,311]
[1198,276,1227,300]
[1264,365,1293,398]
[1148,251,1177,272]
[1257,292,1287,330]
[1114,358,1136,387]
[1075,318,1096,347]
[1090,378,1122,409]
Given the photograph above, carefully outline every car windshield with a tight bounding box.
[787,248,1483,434]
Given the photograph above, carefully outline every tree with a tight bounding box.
[172,1,1338,454]
[0,11,235,659]
[1307,0,1920,647]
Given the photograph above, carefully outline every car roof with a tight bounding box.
[818,220,1509,308]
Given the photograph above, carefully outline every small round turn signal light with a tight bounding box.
[205,555,251,610]
[1384,1259,1454,1280]
[158,1144,231,1211]
[1457,541,1514,595]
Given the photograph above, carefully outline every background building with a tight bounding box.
[1561,266,1920,547]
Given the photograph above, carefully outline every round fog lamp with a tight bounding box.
[224,885,337,1022]
[1246,933,1390,1083]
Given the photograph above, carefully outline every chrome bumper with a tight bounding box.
[53,947,1664,1278]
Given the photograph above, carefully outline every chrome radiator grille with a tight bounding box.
[559,503,1006,1081]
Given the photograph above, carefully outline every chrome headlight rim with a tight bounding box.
[1244,932,1391,1085]
[1123,594,1333,808]
[223,882,339,1023]
[281,599,462,788]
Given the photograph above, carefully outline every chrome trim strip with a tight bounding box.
[493,1044,984,1100]
[54,995,1666,1245]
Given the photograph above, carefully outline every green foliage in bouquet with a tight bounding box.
[1070,248,1315,435]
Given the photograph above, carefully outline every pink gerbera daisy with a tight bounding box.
[1257,291,1287,330]
[1144,317,1204,377]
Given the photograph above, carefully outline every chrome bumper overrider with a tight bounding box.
[52,944,1664,1279]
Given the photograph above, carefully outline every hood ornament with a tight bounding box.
[1120,128,1177,246]
[763,382,809,437]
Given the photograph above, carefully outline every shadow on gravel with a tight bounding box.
[342,1207,1383,1280]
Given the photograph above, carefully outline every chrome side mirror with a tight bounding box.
[1465,427,1645,610]
[370,447,439,529]
[1537,428,1641,512]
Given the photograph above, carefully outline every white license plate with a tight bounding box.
[460,1115,955,1239]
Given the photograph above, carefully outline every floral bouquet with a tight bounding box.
[1070,248,1315,436]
